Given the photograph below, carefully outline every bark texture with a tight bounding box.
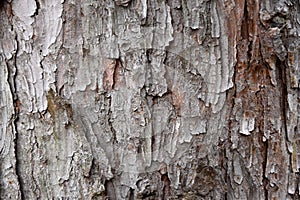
[0,0,299,199]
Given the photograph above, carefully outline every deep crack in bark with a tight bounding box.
[7,40,25,200]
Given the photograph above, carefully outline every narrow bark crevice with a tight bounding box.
[161,173,171,199]
[241,0,249,41]
[13,119,24,200]
[262,139,269,200]
[128,188,134,200]
[8,61,25,200]
[7,47,25,199]
[107,95,117,144]
[276,59,288,147]
[112,58,123,90]
[33,0,40,16]
[13,114,24,197]
[104,179,116,200]
[294,173,300,199]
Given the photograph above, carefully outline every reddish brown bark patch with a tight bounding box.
[102,59,116,91]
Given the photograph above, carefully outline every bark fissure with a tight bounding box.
[33,0,40,16]
[13,114,24,200]
[104,179,116,200]
[9,42,24,200]
[277,59,294,193]
[0,0,299,199]
[129,188,134,200]
[262,137,269,200]
[107,95,117,144]
[277,59,289,156]
[161,173,171,199]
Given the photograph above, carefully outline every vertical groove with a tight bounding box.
[262,138,269,200]
[7,37,25,199]
[161,173,171,199]
[277,59,288,150]
[129,188,134,200]
[13,111,24,200]
[104,179,116,200]
[13,51,25,200]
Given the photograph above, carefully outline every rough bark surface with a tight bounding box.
[0,0,299,199]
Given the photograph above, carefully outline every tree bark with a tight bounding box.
[0,0,299,199]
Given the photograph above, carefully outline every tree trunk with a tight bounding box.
[0,0,299,199]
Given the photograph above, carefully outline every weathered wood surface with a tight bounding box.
[0,0,299,199]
